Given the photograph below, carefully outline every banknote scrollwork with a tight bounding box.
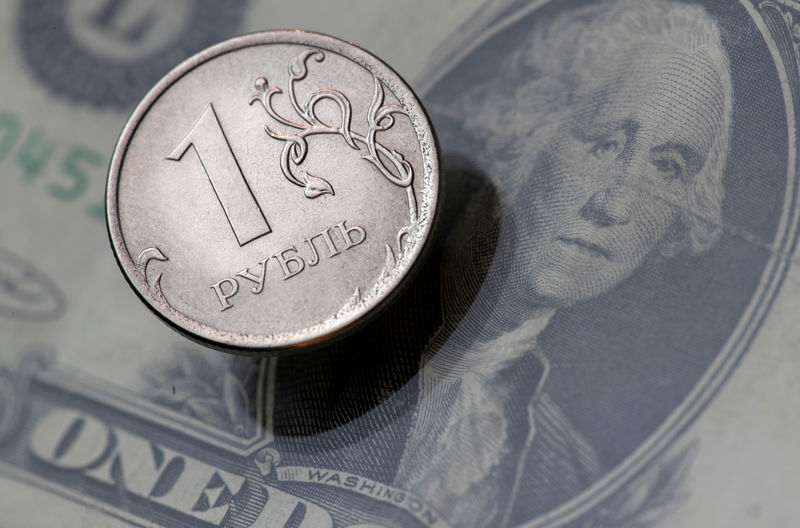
[0,245,66,321]
[0,349,53,445]
[141,349,257,438]
[585,442,697,527]
[253,446,282,476]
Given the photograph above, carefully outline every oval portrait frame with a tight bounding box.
[420,0,800,526]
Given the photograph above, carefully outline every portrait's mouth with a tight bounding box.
[556,237,613,261]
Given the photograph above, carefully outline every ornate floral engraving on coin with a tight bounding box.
[106,31,439,351]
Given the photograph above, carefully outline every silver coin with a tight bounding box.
[106,30,440,353]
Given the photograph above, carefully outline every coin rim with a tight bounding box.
[106,29,441,353]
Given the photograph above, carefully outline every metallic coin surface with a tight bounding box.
[107,30,440,352]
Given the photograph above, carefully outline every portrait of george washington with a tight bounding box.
[393,0,748,525]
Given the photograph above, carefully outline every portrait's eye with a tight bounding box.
[652,157,684,180]
[590,139,621,160]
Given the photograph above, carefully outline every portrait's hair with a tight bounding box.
[459,0,733,258]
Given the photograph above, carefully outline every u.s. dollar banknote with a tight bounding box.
[1,0,800,526]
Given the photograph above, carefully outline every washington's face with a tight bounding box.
[511,48,726,308]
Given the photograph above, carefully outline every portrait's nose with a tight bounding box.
[579,182,638,227]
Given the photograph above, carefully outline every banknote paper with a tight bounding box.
[1,0,800,527]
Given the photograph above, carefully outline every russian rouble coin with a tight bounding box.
[106,30,440,353]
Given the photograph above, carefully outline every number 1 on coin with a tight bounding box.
[167,103,271,246]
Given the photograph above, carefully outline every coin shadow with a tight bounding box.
[260,153,500,445]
